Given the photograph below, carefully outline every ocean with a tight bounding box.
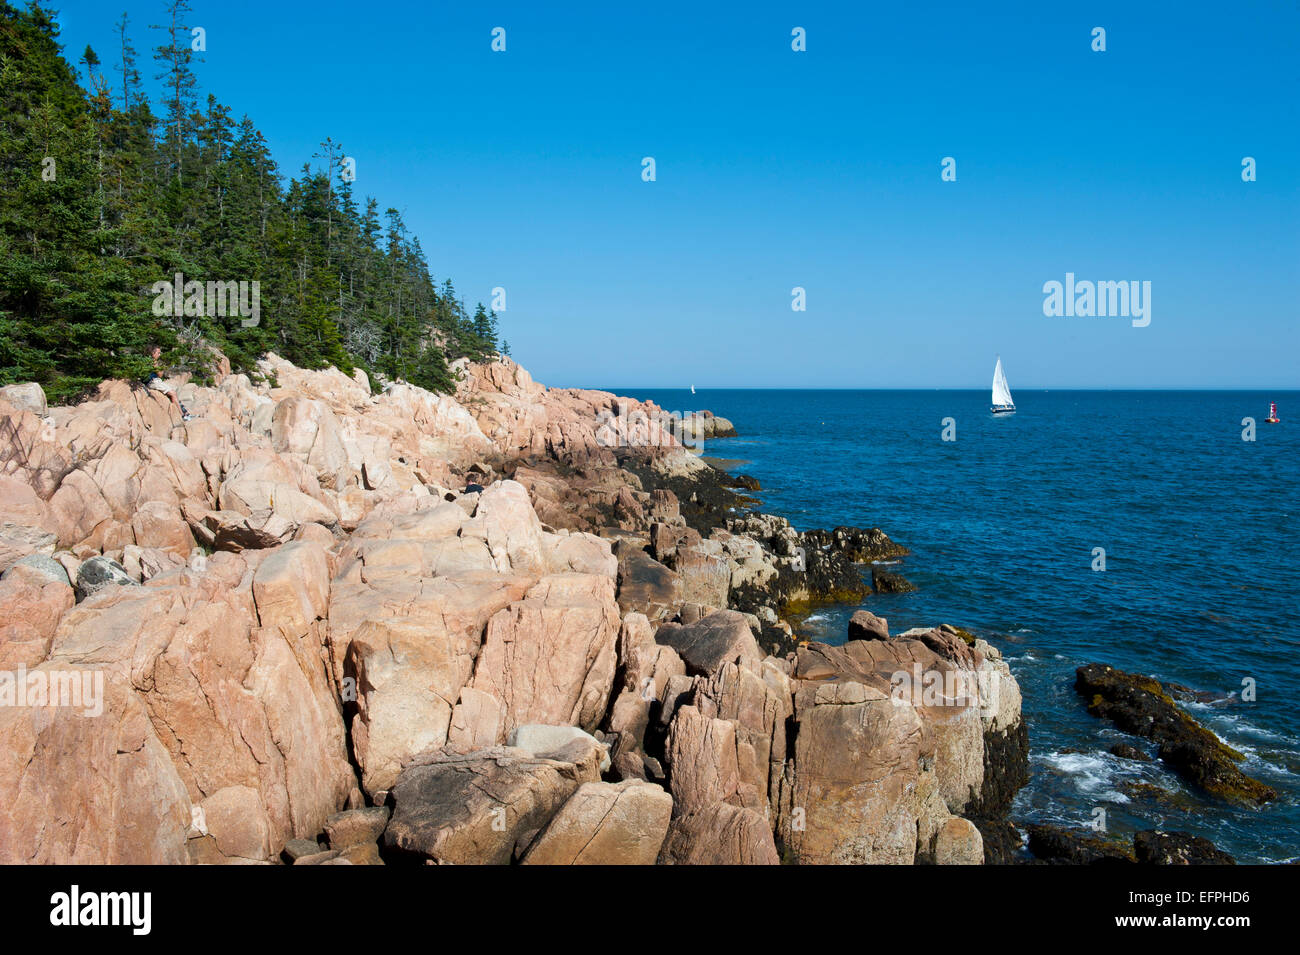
[614,388,1300,863]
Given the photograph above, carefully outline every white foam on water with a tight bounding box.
[1249,758,1296,778]
[1182,699,1233,713]
[1210,713,1289,743]
[1041,751,1122,795]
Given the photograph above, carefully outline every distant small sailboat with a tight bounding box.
[1265,401,1281,424]
[991,356,1015,415]
[690,385,696,395]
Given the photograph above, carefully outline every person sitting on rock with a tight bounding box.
[144,345,194,421]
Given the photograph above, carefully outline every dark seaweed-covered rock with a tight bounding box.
[1133,830,1235,865]
[1121,782,1194,811]
[871,565,916,593]
[1109,742,1152,762]
[1075,664,1275,804]
[1026,824,1135,865]
[1026,825,1235,866]
[758,623,799,658]
[618,455,756,537]
[972,818,1024,865]
[968,716,1030,820]
[802,526,908,563]
[723,513,872,616]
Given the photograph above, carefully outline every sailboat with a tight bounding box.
[991,357,1015,415]
[690,385,696,395]
[1265,401,1281,424]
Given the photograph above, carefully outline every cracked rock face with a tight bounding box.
[520,779,673,865]
[0,354,1027,865]
[384,741,605,864]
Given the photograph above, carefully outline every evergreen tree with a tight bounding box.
[0,0,499,402]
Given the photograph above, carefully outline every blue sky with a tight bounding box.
[49,0,1299,388]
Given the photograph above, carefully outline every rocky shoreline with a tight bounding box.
[1,352,1238,865]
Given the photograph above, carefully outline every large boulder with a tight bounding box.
[659,802,779,865]
[383,741,604,864]
[0,556,355,864]
[675,538,731,608]
[0,382,47,416]
[271,396,350,490]
[665,705,743,813]
[192,785,273,863]
[458,480,547,575]
[509,724,611,772]
[2,552,69,586]
[216,450,337,533]
[130,500,195,558]
[541,530,617,578]
[520,780,672,865]
[847,609,889,641]
[794,631,1005,816]
[469,574,620,738]
[615,546,682,623]
[783,680,925,865]
[48,469,114,550]
[932,816,984,865]
[690,657,793,819]
[654,610,762,677]
[336,539,539,795]
[347,617,475,796]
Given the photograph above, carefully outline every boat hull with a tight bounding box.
[991,405,1016,415]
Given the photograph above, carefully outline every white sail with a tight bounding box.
[992,358,1014,407]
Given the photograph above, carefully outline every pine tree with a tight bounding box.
[150,0,200,189]
[0,0,477,401]
[115,13,142,113]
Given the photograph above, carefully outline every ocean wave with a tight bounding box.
[1247,758,1297,778]
[1205,714,1292,744]
[1039,751,1131,796]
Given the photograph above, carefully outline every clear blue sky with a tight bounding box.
[50,0,1299,388]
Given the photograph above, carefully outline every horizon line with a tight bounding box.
[585,386,1300,393]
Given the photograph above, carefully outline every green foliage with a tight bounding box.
[0,0,499,403]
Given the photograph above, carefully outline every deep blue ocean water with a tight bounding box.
[614,388,1300,863]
